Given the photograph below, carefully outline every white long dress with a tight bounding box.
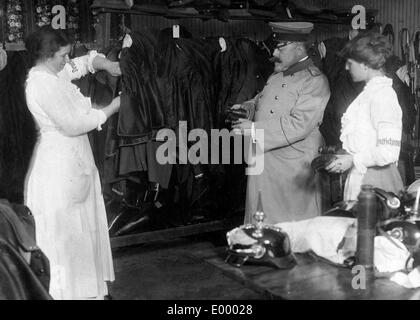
[24,52,115,300]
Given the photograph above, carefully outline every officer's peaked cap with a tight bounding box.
[269,22,314,42]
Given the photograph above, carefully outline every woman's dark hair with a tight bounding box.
[340,32,393,70]
[25,26,71,67]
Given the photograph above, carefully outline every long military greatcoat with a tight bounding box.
[244,58,330,225]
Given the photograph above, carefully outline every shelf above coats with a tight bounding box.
[91,6,368,25]
[90,0,378,26]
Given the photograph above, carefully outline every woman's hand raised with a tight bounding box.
[106,61,122,77]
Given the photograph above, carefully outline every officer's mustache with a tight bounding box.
[270,57,282,63]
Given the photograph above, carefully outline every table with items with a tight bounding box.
[195,247,420,300]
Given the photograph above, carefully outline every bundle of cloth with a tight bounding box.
[0,199,52,300]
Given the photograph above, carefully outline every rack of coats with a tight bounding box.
[74,27,273,236]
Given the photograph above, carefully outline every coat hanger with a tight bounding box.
[173,25,180,39]
[219,37,227,52]
[120,14,132,37]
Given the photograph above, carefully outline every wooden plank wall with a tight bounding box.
[309,0,420,57]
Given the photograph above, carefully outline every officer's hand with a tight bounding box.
[325,154,353,174]
[232,118,253,135]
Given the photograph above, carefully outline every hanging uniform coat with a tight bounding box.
[0,51,37,204]
[319,37,364,147]
[244,58,330,225]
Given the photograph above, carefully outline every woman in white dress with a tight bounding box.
[326,33,404,200]
[24,26,121,300]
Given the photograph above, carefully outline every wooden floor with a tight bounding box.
[108,232,268,300]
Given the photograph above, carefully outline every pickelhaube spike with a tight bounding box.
[253,192,265,238]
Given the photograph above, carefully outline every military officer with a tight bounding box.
[232,22,331,224]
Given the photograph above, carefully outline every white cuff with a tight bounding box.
[96,110,107,131]
[87,50,106,74]
[353,153,368,174]
[251,122,257,143]
[0,47,7,71]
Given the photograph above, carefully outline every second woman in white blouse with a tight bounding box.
[325,33,404,201]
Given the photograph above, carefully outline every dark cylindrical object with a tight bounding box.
[356,185,377,270]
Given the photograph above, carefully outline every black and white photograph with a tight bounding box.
[1,0,420,306]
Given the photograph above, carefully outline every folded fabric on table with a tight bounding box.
[391,267,420,289]
[374,235,411,273]
[276,216,356,265]
[275,217,414,276]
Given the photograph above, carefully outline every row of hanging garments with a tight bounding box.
[0,50,38,204]
[77,26,273,236]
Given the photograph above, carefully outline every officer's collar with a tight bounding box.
[283,57,313,77]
